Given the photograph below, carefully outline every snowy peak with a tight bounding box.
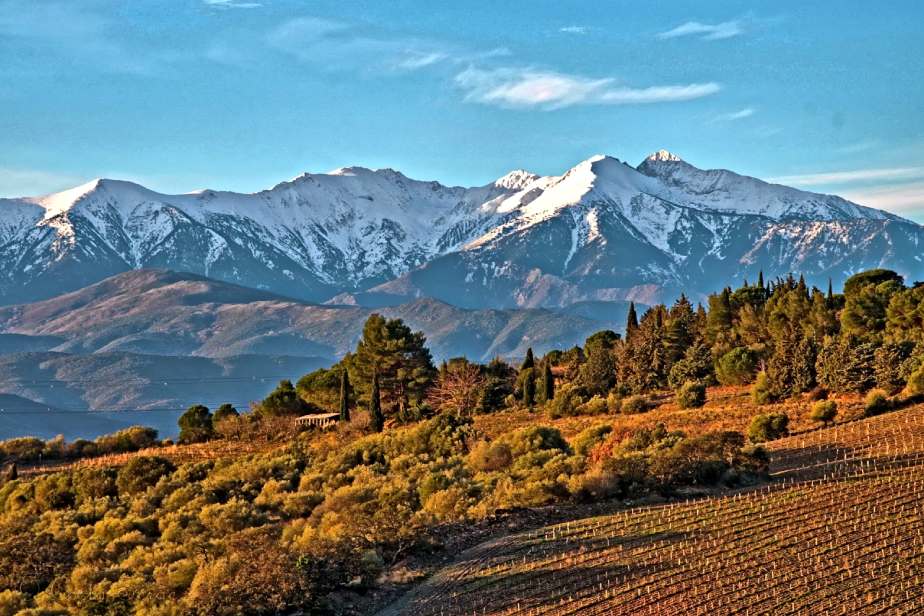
[493,169,540,190]
[645,149,683,163]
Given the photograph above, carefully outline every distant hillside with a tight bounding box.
[0,352,329,440]
[0,270,626,362]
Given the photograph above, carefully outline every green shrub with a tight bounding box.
[715,347,758,386]
[572,424,613,457]
[864,389,891,416]
[751,371,777,405]
[905,365,924,397]
[0,589,32,616]
[116,456,175,495]
[747,413,789,443]
[575,395,608,416]
[676,381,706,409]
[809,400,837,425]
[547,385,583,418]
[468,441,513,472]
[621,395,650,414]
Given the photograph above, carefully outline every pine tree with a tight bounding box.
[339,368,351,422]
[369,369,384,432]
[346,314,436,416]
[177,405,214,444]
[664,294,695,367]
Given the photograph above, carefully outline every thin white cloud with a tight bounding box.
[559,26,590,35]
[268,16,451,73]
[455,67,720,110]
[203,0,262,7]
[770,167,924,187]
[711,107,755,123]
[658,20,743,41]
[843,181,924,220]
[0,168,86,198]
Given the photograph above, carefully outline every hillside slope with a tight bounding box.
[384,404,924,615]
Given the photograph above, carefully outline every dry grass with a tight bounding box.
[474,385,867,442]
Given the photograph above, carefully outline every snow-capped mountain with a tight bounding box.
[1,151,921,307]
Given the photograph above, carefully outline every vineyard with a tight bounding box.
[385,402,924,615]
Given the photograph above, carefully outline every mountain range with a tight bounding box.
[1,150,923,440]
[2,150,921,308]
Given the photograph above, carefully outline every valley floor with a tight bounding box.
[381,403,924,615]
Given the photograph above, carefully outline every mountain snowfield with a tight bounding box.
[1,150,922,307]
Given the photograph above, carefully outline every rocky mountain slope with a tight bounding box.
[2,151,920,307]
[0,270,623,362]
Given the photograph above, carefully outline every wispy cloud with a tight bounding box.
[268,16,451,73]
[0,168,86,198]
[455,67,720,110]
[203,0,262,8]
[770,166,924,187]
[559,26,590,35]
[658,20,743,41]
[711,107,755,123]
[0,0,186,75]
[843,182,924,220]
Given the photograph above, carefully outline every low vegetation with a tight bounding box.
[1,268,923,614]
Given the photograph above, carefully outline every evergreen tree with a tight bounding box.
[178,405,213,444]
[478,358,515,413]
[706,288,734,348]
[625,302,639,340]
[212,404,239,425]
[520,348,535,371]
[520,368,536,407]
[260,380,311,417]
[369,369,384,432]
[664,294,695,367]
[346,314,436,416]
[339,368,351,422]
[758,270,765,289]
[541,360,555,402]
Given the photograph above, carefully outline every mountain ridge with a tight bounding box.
[1,151,921,308]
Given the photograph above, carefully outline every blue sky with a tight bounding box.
[1,0,923,221]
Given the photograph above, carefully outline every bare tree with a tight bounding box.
[427,361,486,415]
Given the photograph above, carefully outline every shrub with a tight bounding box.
[809,400,837,425]
[572,424,613,457]
[747,413,789,443]
[676,381,706,409]
[864,389,891,416]
[547,385,583,418]
[905,365,924,397]
[621,395,650,414]
[95,426,159,454]
[606,392,622,414]
[468,441,513,472]
[715,347,758,386]
[0,590,31,616]
[751,371,777,405]
[116,456,175,495]
[575,395,608,416]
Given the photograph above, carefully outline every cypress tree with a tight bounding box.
[521,368,536,408]
[542,360,555,402]
[758,270,765,289]
[827,278,834,303]
[339,368,351,422]
[626,302,639,340]
[520,348,535,371]
[369,369,384,432]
